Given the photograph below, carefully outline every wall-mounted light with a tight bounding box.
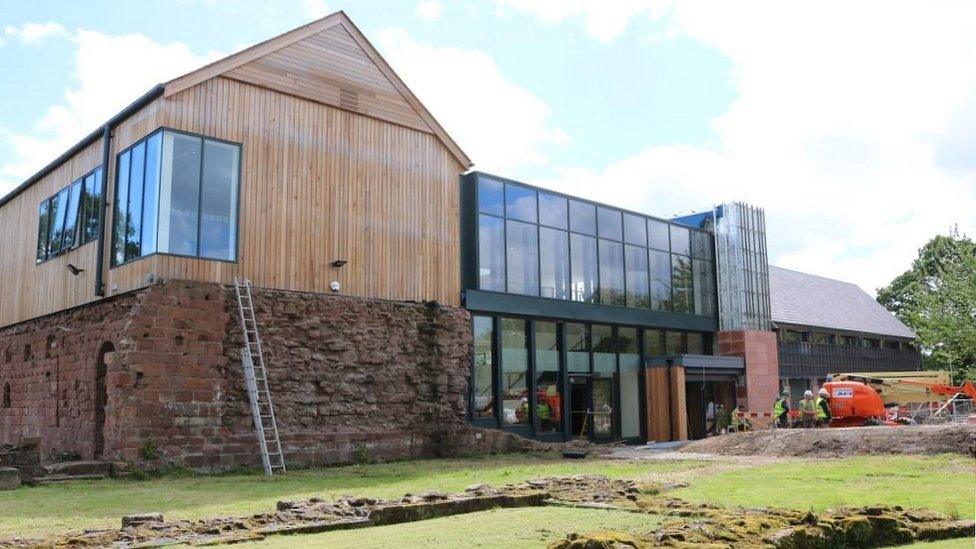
[66,264,85,276]
[330,259,348,268]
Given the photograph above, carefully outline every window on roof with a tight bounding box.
[35,167,104,264]
[113,129,240,266]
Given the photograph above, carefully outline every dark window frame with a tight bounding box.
[110,127,243,269]
[35,165,104,265]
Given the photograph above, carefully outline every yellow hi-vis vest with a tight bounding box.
[815,397,828,420]
[773,398,786,418]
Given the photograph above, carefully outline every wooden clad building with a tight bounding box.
[0,12,470,329]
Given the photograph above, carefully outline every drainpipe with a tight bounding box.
[93,84,166,296]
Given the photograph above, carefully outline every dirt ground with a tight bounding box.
[679,423,976,457]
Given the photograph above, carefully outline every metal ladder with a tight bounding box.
[233,277,286,476]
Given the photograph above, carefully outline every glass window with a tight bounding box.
[649,249,672,311]
[539,227,569,300]
[48,188,69,257]
[500,318,529,426]
[570,233,598,303]
[648,219,670,251]
[566,323,589,372]
[687,332,704,354]
[624,244,649,308]
[538,192,567,229]
[477,176,504,216]
[672,254,694,313]
[618,327,641,439]
[506,220,539,296]
[125,141,146,262]
[535,321,561,434]
[141,133,162,256]
[61,181,82,250]
[643,329,665,356]
[478,215,505,291]
[691,230,712,260]
[505,183,536,223]
[200,139,239,260]
[693,259,715,317]
[36,200,50,263]
[885,340,900,350]
[112,150,130,265]
[472,316,495,420]
[598,239,625,305]
[81,169,103,245]
[597,207,622,241]
[665,331,685,355]
[591,324,615,438]
[670,225,691,256]
[158,132,202,257]
[569,199,596,235]
[623,213,646,246]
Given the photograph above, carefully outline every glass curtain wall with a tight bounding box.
[500,318,529,427]
[534,321,561,434]
[472,316,495,420]
[36,167,103,263]
[591,324,615,438]
[618,327,641,439]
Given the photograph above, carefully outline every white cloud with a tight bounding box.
[301,0,331,19]
[375,28,568,173]
[507,0,976,294]
[2,22,69,45]
[493,0,659,43]
[415,0,444,22]
[0,27,223,197]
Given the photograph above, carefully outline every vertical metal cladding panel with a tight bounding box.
[714,202,771,331]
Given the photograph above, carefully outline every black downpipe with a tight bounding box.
[94,124,112,296]
[92,84,165,297]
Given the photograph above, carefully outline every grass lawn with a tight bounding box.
[0,455,699,539]
[905,541,975,549]
[673,454,975,516]
[246,507,662,548]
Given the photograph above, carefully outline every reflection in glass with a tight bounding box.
[592,324,615,438]
[200,139,239,260]
[506,220,539,296]
[535,322,562,434]
[649,249,672,311]
[478,176,504,215]
[112,151,130,265]
[36,200,50,262]
[619,327,641,438]
[61,181,82,250]
[569,199,596,235]
[670,225,691,256]
[158,132,202,256]
[570,233,598,303]
[648,219,670,251]
[505,183,537,223]
[687,332,705,354]
[598,239,625,305]
[48,189,69,257]
[644,329,665,356]
[665,331,685,355]
[672,254,694,313]
[540,227,570,299]
[472,316,495,419]
[694,259,716,317]
[624,244,649,308]
[141,133,162,256]
[539,192,567,229]
[501,318,529,426]
[597,207,622,241]
[623,213,646,246]
[691,230,712,260]
[125,141,146,261]
[478,215,505,291]
[566,323,589,372]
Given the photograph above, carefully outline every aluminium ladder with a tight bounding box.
[233,277,286,475]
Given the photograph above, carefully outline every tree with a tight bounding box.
[877,229,976,383]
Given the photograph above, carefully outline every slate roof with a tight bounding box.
[769,266,916,339]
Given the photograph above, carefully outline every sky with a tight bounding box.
[1,0,974,295]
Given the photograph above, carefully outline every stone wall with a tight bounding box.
[718,330,780,413]
[0,279,476,470]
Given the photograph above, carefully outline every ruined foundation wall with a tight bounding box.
[1,279,477,470]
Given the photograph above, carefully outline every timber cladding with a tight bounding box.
[0,37,465,328]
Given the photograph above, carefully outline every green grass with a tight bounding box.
[0,455,699,539]
[673,454,975,515]
[245,507,661,549]
[904,540,975,549]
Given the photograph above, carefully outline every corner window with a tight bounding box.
[113,129,240,266]
[36,167,104,263]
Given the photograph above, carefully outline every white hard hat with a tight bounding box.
[803,390,813,397]
[819,388,829,397]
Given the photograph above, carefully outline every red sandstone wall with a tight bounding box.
[718,330,780,413]
[1,279,473,470]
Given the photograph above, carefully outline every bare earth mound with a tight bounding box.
[679,424,976,457]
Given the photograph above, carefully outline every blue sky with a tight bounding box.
[1,1,974,294]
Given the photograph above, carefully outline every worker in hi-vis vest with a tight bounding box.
[772,390,790,428]
[815,388,832,427]
[799,390,816,428]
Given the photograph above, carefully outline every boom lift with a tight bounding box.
[822,372,976,427]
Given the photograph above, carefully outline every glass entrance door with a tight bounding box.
[591,324,616,440]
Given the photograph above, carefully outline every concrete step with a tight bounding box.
[43,460,113,477]
[35,474,105,484]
